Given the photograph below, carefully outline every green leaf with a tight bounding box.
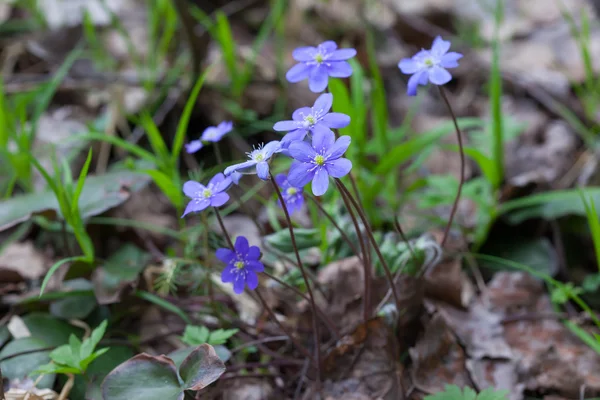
[80,320,108,363]
[0,167,151,231]
[0,338,55,388]
[140,112,170,166]
[22,312,83,347]
[424,385,509,400]
[461,146,500,189]
[40,256,85,296]
[49,344,74,366]
[169,345,232,367]
[208,328,238,345]
[181,325,210,346]
[49,278,97,319]
[178,344,226,391]
[264,228,321,253]
[214,12,239,91]
[329,78,356,142]
[101,354,183,400]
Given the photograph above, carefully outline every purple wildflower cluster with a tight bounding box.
[181,36,462,294]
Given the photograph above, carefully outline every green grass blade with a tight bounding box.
[580,191,600,272]
[135,290,191,324]
[489,0,504,189]
[367,30,389,154]
[139,112,170,164]
[348,59,366,149]
[40,256,84,296]
[71,148,93,215]
[171,70,209,163]
[215,11,239,92]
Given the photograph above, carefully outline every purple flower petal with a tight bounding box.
[221,265,237,283]
[328,48,357,61]
[407,71,427,96]
[200,127,220,142]
[245,271,259,290]
[208,173,226,187]
[214,177,233,192]
[262,141,282,158]
[308,65,329,93]
[233,274,245,294]
[216,248,235,264]
[273,120,300,132]
[319,41,337,53]
[440,52,463,68]
[310,122,333,138]
[313,93,333,115]
[312,168,330,196]
[325,158,352,178]
[322,112,350,129]
[247,246,261,261]
[326,135,351,159]
[235,236,250,255]
[224,160,256,176]
[185,140,203,154]
[327,61,352,78]
[289,140,317,163]
[275,173,287,188]
[230,171,242,185]
[256,161,270,180]
[182,198,210,217]
[281,129,307,148]
[312,127,335,152]
[292,107,312,121]
[286,63,311,83]
[398,58,419,74]
[431,36,451,57]
[288,161,316,187]
[210,192,229,207]
[428,66,452,85]
[183,181,203,198]
[292,46,317,61]
[246,261,264,273]
[217,121,233,132]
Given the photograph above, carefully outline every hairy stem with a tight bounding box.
[394,212,418,265]
[269,172,322,383]
[336,185,372,323]
[438,86,465,248]
[335,179,401,311]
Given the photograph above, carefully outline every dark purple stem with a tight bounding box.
[438,86,465,248]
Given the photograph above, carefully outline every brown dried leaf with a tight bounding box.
[0,241,46,281]
[409,313,472,393]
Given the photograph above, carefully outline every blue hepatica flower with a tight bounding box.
[275,173,304,215]
[224,141,281,181]
[288,129,352,196]
[274,93,350,151]
[185,121,233,154]
[217,236,264,294]
[286,41,357,93]
[182,173,231,217]
[398,36,463,96]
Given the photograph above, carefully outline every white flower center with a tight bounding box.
[234,261,245,269]
[286,187,298,196]
[202,188,212,198]
[314,155,325,166]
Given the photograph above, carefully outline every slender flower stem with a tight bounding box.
[438,86,465,248]
[307,194,362,262]
[394,212,418,264]
[213,207,318,360]
[269,172,322,383]
[255,288,314,362]
[336,185,372,323]
[263,271,341,340]
[213,207,234,249]
[335,179,401,311]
